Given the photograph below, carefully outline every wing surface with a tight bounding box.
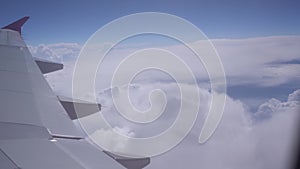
[0,17,128,169]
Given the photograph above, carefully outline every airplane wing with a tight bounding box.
[0,17,150,169]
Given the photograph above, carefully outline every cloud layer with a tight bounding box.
[29,36,300,91]
[28,36,300,168]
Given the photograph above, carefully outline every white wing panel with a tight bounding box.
[0,139,85,169]
[0,45,27,72]
[57,139,125,169]
[0,149,18,169]
[0,34,82,137]
[0,90,42,126]
[0,70,32,93]
[34,96,82,136]
[0,29,26,47]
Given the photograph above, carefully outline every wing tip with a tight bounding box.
[2,16,30,34]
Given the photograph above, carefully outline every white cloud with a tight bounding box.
[89,126,135,153]
[184,36,300,87]
[96,83,211,138]
[288,89,300,102]
[30,36,300,94]
[147,88,299,169]
[74,82,299,169]
[28,42,81,61]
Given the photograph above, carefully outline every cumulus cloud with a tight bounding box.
[89,126,135,153]
[96,83,211,138]
[146,88,299,169]
[28,43,81,61]
[73,82,299,169]
[255,89,300,120]
[288,89,300,102]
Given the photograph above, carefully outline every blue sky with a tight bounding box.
[1,0,300,45]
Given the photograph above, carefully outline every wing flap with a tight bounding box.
[34,57,63,74]
[58,96,101,120]
[104,151,150,169]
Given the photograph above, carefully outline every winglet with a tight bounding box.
[2,16,29,34]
